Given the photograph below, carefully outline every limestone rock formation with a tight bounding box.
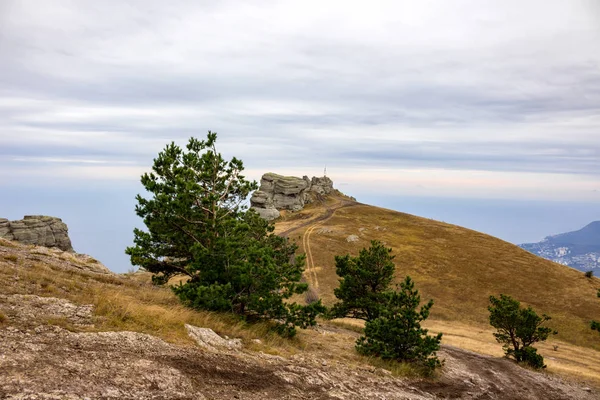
[185,324,243,352]
[0,215,74,252]
[310,176,334,196]
[250,173,334,220]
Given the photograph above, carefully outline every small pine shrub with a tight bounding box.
[584,270,594,278]
[488,294,557,369]
[514,347,545,369]
[355,276,442,374]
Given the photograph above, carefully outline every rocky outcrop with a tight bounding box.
[0,324,596,399]
[0,294,94,326]
[250,173,334,220]
[0,215,74,252]
[310,176,334,196]
[185,324,242,352]
[0,237,113,275]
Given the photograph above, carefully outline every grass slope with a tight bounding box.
[279,198,600,351]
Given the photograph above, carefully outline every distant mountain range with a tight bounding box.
[519,221,600,272]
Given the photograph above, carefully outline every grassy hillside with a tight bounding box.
[2,208,600,384]
[277,197,600,351]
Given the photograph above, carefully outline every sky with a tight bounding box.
[1,1,599,272]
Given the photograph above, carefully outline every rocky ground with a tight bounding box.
[0,238,598,399]
[0,293,597,399]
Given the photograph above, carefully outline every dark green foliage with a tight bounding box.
[126,131,324,336]
[592,289,600,334]
[585,270,594,278]
[330,240,395,321]
[331,241,442,372]
[488,294,557,369]
[356,276,442,373]
[513,347,545,369]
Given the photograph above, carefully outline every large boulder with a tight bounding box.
[250,173,334,220]
[0,216,74,252]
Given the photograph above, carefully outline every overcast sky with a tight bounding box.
[1,1,599,270]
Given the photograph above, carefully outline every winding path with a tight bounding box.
[279,198,359,290]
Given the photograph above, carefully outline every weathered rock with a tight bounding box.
[0,218,10,237]
[185,324,242,352]
[0,238,114,277]
[249,187,281,220]
[310,176,333,196]
[346,235,359,243]
[0,215,74,252]
[0,294,94,326]
[253,206,281,220]
[250,173,335,220]
[0,326,595,400]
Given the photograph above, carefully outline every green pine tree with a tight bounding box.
[330,240,395,321]
[331,241,442,372]
[488,294,557,369]
[126,131,324,336]
[355,276,443,373]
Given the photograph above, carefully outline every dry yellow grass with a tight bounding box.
[282,198,600,352]
[423,320,600,383]
[0,252,301,355]
[2,254,18,262]
[331,317,600,384]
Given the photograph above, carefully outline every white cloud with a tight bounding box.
[0,0,599,200]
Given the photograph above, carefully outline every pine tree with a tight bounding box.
[488,294,557,368]
[330,240,395,320]
[126,131,324,336]
[355,276,443,372]
[331,241,442,372]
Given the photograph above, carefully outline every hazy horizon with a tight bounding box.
[2,180,598,273]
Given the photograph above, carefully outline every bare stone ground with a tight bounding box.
[0,297,597,400]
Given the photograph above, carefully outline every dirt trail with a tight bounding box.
[303,224,321,289]
[281,198,358,290]
[278,199,358,238]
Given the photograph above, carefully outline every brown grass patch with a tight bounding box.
[0,239,17,248]
[282,199,600,351]
[2,254,18,262]
[0,256,302,353]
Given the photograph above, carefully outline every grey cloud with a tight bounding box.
[337,143,600,176]
[1,0,599,190]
